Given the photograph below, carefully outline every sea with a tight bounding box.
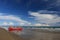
[1,26,60,30]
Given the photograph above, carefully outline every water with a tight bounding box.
[22,26,60,28]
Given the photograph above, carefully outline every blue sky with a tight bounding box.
[0,0,60,26]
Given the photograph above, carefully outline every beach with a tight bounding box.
[0,28,60,40]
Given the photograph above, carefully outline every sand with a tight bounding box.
[0,28,23,40]
[20,28,60,40]
[0,28,60,40]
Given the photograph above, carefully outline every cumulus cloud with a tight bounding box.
[33,23,49,26]
[2,22,8,26]
[1,22,14,26]
[9,22,14,25]
[38,10,59,14]
[29,10,60,26]
[0,15,31,26]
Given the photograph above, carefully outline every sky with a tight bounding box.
[0,0,60,26]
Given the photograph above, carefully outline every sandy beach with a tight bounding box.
[0,28,60,40]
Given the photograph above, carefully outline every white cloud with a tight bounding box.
[2,22,8,26]
[9,22,14,25]
[33,23,50,26]
[38,10,58,14]
[29,11,60,26]
[1,22,14,26]
[0,15,31,26]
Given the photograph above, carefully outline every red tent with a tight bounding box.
[8,26,23,32]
